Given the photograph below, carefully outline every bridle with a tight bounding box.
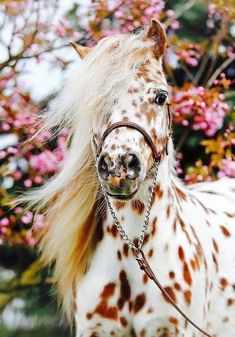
[95,121,162,162]
[92,104,212,337]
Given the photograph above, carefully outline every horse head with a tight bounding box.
[73,19,170,200]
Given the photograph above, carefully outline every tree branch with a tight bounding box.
[206,56,235,88]
[176,128,190,151]
[0,43,70,72]
[165,0,197,27]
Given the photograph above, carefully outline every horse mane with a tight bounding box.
[24,33,153,322]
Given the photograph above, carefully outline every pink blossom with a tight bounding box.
[24,230,37,246]
[24,179,32,187]
[33,214,45,230]
[21,211,33,224]
[176,44,202,67]
[55,24,67,38]
[15,207,23,214]
[13,171,22,180]
[0,218,10,227]
[7,147,18,155]
[29,150,61,174]
[33,176,44,184]
[173,86,230,136]
[218,159,235,178]
[0,151,6,159]
[2,123,11,131]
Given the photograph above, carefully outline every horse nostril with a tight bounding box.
[97,154,110,180]
[125,153,141,179]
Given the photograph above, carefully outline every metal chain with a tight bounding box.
[98,158,161,252]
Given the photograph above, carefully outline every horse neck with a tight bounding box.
[102,148,180,244]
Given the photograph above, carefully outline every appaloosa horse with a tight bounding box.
[29,19,235,337]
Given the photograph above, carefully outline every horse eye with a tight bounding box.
[154,91,168,105]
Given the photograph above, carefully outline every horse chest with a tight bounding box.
[74,184,235,337]
[74,231,204,337]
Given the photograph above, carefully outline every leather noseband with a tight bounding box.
[95,121,163,161]
[94,104,172,160]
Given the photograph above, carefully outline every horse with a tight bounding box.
[27,19,235,337]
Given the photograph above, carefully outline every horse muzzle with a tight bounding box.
[97,152,141,200]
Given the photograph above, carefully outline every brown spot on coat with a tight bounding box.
[227,298,234,306]
[131,199,145,215]
[174,283,181,291]
[93,282,118,320]
[118,270,131,309]
[169,271,175,279]
[183,262,192,286]
[122,116,130,122]
[178,246,185,262]
[111,224,118,238]
[137,64,150,81]
[220,225,231,237]
[194,254,201,270]
[114,201,126,210]
[143,233,150,245]
[169,316,178,325]
[95,302,118,320]
[220,277,228,289]
[90,333,99,337]
[132,100,137,107]
[146,108,155,123]
[101,283,116,299]
[133,293,146,313]
[117,250,122,261]
[151,217,157,236]
[154,184,163,200]
[212,253,219,272]
[143,274,148,284]
[163,286,177,303]
[148,248,153,258]
[212,239,219,254]
[166,205,171,218]
[123,243,129,257]
[190,259,196,271]
[120,316,128,327]
[184,290,192,305]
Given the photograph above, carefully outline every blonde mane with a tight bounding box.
[25,33,152,322]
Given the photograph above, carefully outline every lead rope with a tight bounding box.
[96,158,213,337]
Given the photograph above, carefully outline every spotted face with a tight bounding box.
[93,20,170,200]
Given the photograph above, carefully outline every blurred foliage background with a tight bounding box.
[0,0,234,336]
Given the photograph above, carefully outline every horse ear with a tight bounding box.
[70,42,92,59]
[146,19,167,58]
